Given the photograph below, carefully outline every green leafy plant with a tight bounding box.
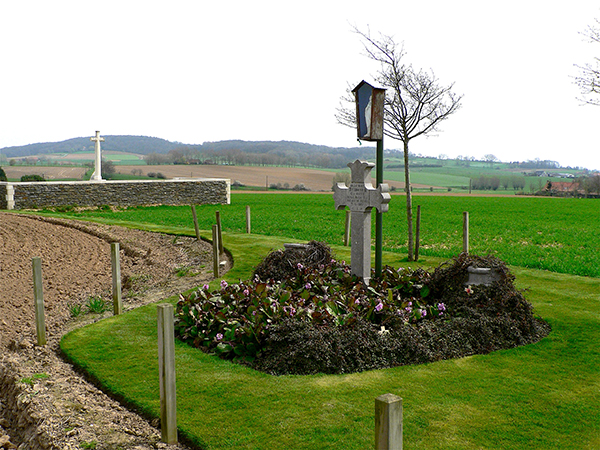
[80,441,97,449]
[68,303,83,317]
[86,296,108,314]
[20,373,49,386]
[175,265,197,277]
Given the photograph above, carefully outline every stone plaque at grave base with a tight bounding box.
[466,266,499,286]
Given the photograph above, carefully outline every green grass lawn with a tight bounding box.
[60,226,600,449]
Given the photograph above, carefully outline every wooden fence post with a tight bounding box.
[215,211,223,255]
[375,393,403,450]
[157,304,177,444]
[111,242,123,315]
[32,257,46,346]
[415,205,421,261]
[344,210,351,246]
[212,224,220,277]
[463,211,469,254]
[246,205,251,234]
[191,205,201,240]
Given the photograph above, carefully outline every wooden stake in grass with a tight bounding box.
[215,211,223,255]
[157,304,178,444]
[246,205,251,234]
[32,257,46,346]
[375,393,403,450]
[191,205,201,240]
[111,242,122,315]
[415,205,421,261]
[212,224,220,277]
[344,209,351,246]
[463,211,469,254]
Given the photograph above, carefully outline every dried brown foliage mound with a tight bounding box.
[252,241,333,282]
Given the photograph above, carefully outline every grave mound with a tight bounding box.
[175,249,551,375]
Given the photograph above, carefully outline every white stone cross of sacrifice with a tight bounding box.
[90,130,105,181]
[333,159,390,284]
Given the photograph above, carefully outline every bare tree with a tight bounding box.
[484,154,499,167]
[575,18,600,106]
[336,27,462,261]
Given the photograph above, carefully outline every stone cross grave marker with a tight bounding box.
[90,130,105,181]
[333,159,390,284]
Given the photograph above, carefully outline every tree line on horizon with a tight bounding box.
[0,135,591,172]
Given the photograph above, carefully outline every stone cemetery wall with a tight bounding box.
[0,179,230,210]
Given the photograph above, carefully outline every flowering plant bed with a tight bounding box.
[175,243,550,375]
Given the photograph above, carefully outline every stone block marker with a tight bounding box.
[466,266,499,286]
[375,393,403,450]
[157,304,177,444]
[333,160,390,284]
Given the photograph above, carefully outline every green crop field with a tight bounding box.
[47,193,600,278]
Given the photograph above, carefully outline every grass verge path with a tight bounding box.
[61,231,600,450]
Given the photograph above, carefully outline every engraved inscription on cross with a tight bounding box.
[90,130,105,181]
[333,159,390,284]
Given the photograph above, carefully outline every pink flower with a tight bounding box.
[375,302,383,312]
[465,286,473,295]
[220,280,228,289]
[243,289,250,296]
[297,263,304,270]
[216,333,223,341]
[203,284,210,290]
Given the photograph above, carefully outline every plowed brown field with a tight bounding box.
[2,164,443,191]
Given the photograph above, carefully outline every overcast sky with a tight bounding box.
[1,1,599,170]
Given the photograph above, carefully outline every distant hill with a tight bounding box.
[0,136,373,162]
[0,135,181,158]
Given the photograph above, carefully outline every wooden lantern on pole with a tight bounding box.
[352,80,386,275]
[352,80,385,142]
